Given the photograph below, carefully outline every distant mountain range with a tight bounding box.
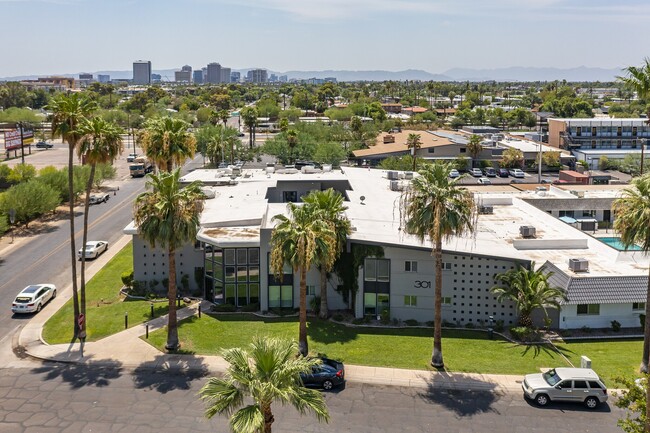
[0,66,624,83]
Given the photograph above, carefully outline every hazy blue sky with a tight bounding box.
[1,0,648,77]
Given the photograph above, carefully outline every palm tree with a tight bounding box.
[613,175,650,376]
[48,92,97,339]
[140,117,196,172]
[270,203,336,356]
[241,106,258,149]
[133,169,205,350]
[618,58,650,118]
[286,129,298,163]
[76,117,123,337]
[406,133,422,172]
[466,134,483,168]
[491,262,566,327]
[399,162,477,368]
[199,337,330,433]
[302,189,351,319]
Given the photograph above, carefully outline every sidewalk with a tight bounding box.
[16,236,524,394]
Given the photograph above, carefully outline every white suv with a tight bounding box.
[522,368,608,409]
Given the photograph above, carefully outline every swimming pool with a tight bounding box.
[597,237,643,251]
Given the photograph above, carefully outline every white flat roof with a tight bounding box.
[498,137,572,155]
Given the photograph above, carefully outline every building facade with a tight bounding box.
[220,68,231,84]
[193,70,204,84]
[175,65,192,83]
[132,60,152,85]
[247,69,268,83]
[206,63,222,84]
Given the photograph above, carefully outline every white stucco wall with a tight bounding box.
[560,303,644,329]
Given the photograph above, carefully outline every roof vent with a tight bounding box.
[570,190,585,198]
[569,258,589,272]
[479,205,494,215]
[519,225,536,238]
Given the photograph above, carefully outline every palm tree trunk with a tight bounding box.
[79,163,95,337]
[319,267,328,319]
[165,247,179,351]
[641,269,650,373]
[263,403,274,433]
[431,211,444,368]
[68,141,80,340]
[298,266,308,356]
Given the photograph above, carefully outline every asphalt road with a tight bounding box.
[0,366,624,433]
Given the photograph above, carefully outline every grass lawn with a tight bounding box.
[42,241,174,343]
[562,339,643,384]
[145,313,621,376]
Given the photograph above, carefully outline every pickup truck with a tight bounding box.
[89,193,110,204]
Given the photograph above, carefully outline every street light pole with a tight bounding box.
[9,208,15,243]
[17,122,25,164]
[641,138,647,176]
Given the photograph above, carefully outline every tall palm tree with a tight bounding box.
[48,92,97,339]
[466,134,483,168]
[199,337,330,433]
[618,58,650,118]
[133,169,205,350]
[241,106,258,149]
[302,189,351,319]
[140,117,196,172]
[76,117,123,337]
[613,175,650,374]
[286,129,298,163]
[399,162,477,368]
[406,133,422,172]
[491,262,566,327]
[270,203,336,356]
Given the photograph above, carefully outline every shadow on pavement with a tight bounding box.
[132,355,209,394]
[31,359,123,389]
[417,372,501,417]
[523,395,612,413]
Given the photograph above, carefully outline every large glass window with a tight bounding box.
[364,258,390,316]
[268,254,294,309]
[204,245,261,307]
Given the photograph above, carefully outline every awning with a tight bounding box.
[559,216,577,224]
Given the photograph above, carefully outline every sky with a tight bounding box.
[1,0,649,77]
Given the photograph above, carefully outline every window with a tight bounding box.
[427,148,435,153]
[633,126,638,136]
[574,380,588,389]
[633,302,646,311]
[588,381,603,390]
[559,210,575,218]
[592,127,597,136]
[582,210,595,218]
[577,304,600,315]
[442,262,452,270]
[306,285,316,296]
[405,261,418,272]
[404,295,417,307]
[617,140,622,149]
[591,140,596,149]
[460,148,466,153]
[576,127,582,137]
[268,253,293,308]
[617,126,622,137]
[442,297,452,305]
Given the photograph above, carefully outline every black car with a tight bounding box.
[35,141,53,149]
[498,168,509,177]
[300,358,345,390]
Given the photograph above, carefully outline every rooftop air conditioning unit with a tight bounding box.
[387,171,399,180]
[404,171,414,180]
[479,206,494,215]
[519,225,536,238]
[390,180,401,191]
[569,258,589,272]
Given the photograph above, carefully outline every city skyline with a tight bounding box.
[1,0,648,77]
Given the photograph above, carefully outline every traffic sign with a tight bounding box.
[78,313,85,328]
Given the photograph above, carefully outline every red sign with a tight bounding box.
[3,129,34,150]
[78,313,85,328]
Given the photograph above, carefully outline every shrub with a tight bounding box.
[611,320,621,332]
[212,303,236,312]
[180,274,190,293]
[0,180,60,226]
[464,322,475,329]
[442,319,457,328]
[241,302,260,312]
[558,329,572,338]
[510,326,538,342]
[380,308,390,325]
[130,281,148,297]
[352,318,365,325]
[425,321,434,328]
[641,314,646,329]
[404,319,419,327]
[121,270,134,289]
[332,313,345,322]
[494,320,504,333]
[393,318,401,326]
[310,296,321,314]
[581,325,592,334]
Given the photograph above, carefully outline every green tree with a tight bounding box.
[302,189,351,318]
[133,169,205,350]
[270,202,336,356]
[613,375,647,433]
[76,117,123,337]
[313,142,346,167]
[48,92,97,340]
[286,129,298,163]
[399,162,477,368]
[0,180,60,227]
[406,133,422,172]
[241,106,258,149]
[619,58,650,119]
[7,163,37,183]
[199,337,330,433]
[500,148,524,168]
[140,117,196,172]
[491,262,566,327]
[466,134,483,168]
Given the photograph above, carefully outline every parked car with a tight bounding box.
[477,177,491,185]
[77,241,109,260]
[35,141,53,149]
[484,167,497,177]
[127,153,138,162]
[89,193,110,204]
[522,368,608,409]
[509,168,525,178]
[11,284,56,314]
[237,132,245,137]
[471,168,483,177]
[300,358,345,390]
[498,168,509,177]
[449,169,460,178]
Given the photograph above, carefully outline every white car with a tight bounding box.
[78,241,109,260]
[89,193,110,205]
[12,284,57,314]
[471,168,483,177]
[509,168,525,178]
[449,169,460,178]
[477,177,491,185]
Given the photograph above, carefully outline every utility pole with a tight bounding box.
[17,122,25,164]
[641,138,647,176]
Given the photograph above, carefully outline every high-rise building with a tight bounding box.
[231,71,241,83]
[279,75,288,83]
[78,73,93,88]
[175,65,192,83]
[269,74,278,82]
[220,67,231,84]
[247,69,268,83]
[206,62,222,84]
[97,74,110,83]
[151,73,161,83]
[133,60,152,85]
[193,70,204,84]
